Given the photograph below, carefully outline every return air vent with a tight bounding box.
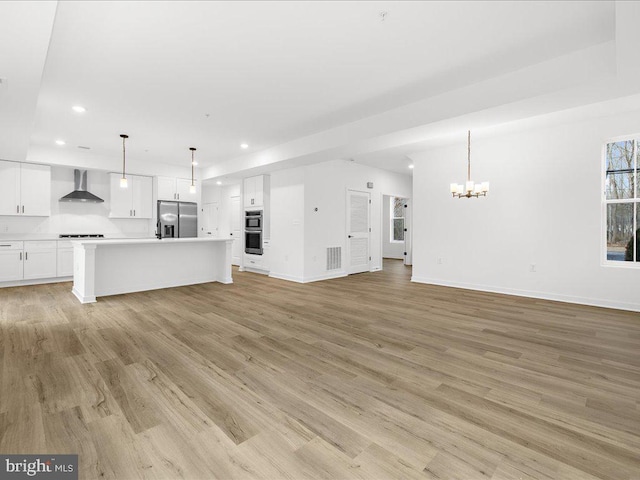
[326,246,341,271]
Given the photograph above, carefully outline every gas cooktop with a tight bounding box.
[59,234,105,238]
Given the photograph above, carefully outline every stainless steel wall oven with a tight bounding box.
[245,210,263,254]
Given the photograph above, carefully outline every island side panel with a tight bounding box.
[72,243,97,304]
[93,241,229,297]
[216,239,233,284]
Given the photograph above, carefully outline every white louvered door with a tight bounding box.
[347,190,370,274]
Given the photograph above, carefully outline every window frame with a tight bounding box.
[602,135,638,268]
[390,196,405,244]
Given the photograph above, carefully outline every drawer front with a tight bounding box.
[0,241,23,250]
[57,240,73,250]
[25,241,57,250]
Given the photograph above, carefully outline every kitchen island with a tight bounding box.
[72,237,233,304]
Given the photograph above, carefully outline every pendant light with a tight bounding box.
[450,130,489,198]
[120,134,129,188]
[189,147,197,194]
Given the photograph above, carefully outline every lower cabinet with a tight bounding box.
[57,241,74,277]
[0,242,23,282]
[23,241,57,280]
[0,241,59,282]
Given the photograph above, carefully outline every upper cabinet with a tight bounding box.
[243,175,269,208]
[0,161,51,216]
[156,176,197,203]
[109,173,152,218]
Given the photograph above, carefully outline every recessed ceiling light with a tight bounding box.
[216,181,222,185]
[408,164,414,169]
[55,139,65,146]
[192,161,198,166]
[240,143,249,149]
[72,105,86,113]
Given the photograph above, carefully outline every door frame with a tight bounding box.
[346,189,371,275]
[379,193,412,267]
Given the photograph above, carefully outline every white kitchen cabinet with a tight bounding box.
[109,173,152,218]
[0,160,51,216]
[156,176,197,203]
[0,242,24,281]
[243,175,268,208]
[176,178,197,203]
[0,241,56,282]
[57,240,74,277]
[23,241,57,280]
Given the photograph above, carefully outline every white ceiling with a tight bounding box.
[1,0,632,179]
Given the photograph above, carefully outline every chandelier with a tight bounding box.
[450,130,489,198]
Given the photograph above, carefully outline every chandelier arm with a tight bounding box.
[467,130,471,182]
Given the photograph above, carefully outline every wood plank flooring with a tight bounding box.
[1,259,640,479]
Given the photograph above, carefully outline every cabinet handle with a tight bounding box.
[0,244,12,247]
[22,205,24,214]
[177,193,180,200]
[16,205,19,213]
[19,252,22,260]
[25,252,28,261]
[129,210,132,216]
[133,209,136,216]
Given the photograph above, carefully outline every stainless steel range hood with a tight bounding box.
[59,169,104,203]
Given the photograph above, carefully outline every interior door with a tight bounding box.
[202,202,219,237]
[230,195,241,266]
[347,190,370,274]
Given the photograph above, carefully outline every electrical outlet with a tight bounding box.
[529,264,536,273]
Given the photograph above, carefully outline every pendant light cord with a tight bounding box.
[120,134,128,179]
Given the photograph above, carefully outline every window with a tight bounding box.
[390,197,406,242]
[604,139,639,263]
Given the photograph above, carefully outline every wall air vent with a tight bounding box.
[326,247,341,271]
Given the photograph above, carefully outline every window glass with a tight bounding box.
[607,203,634,262]
[605,141,634,200]
[393,218,404,242]
[393,197,405,218]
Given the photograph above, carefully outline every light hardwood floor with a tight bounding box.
[1,259,639,479]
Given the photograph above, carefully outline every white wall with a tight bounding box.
[382,195,405,259]
[303,160,412,280]
[0,166,152,237]
[267,159,411,282]
[410,109,640,312]
[269,167,305,282]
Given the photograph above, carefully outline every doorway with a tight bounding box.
[230,195,241,266]
[202,202,219,237]
[382,194,412,266]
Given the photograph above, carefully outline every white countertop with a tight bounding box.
[73,237,231,246]
[0,234,154,241]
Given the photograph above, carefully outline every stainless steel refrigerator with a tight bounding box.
[157,201,197,238]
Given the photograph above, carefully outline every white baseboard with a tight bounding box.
[0,276,71,288]
[302,271,348,283]
[269,271,347,284]
[411,275,640,313]
[72,287,96,304]
[269,272,305,283]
